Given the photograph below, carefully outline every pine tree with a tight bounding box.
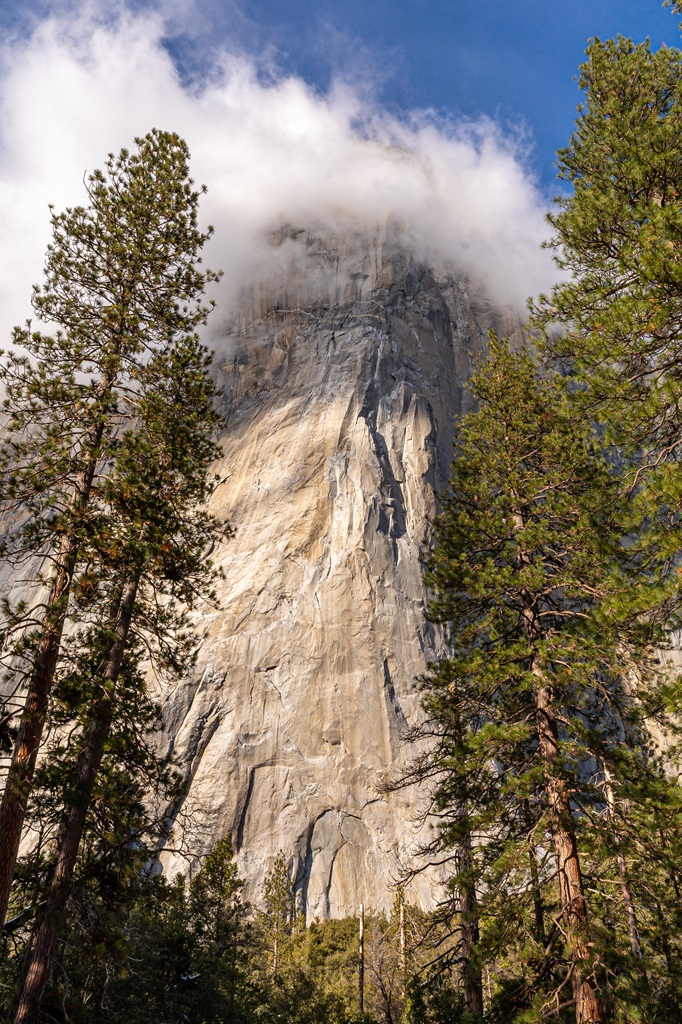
[83,839,250,1024]
[261,851,298,978]
[3,644,181,1023]
[529,30,682,569]
[187,835,247,1015]
[415,338,682,1023]
[12,333,226,1022]
[526,18,682,1015]
[0,128,220,930]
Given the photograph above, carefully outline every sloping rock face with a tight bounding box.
[159,226,523,919]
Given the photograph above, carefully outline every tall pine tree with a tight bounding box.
[415,338,682,1023]
[527,17,682,1014]
[0,129,219,930]
[529,27,682,575]
[12,334,226,1022]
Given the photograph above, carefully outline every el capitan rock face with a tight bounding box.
[158,226,524,918]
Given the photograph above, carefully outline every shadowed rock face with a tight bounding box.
[159,226,524,919]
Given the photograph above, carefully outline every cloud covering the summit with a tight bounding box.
[0,3,559,342]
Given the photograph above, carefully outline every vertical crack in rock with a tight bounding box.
[382,658,409,737]
[358,338,408,552]
[236,766,257,853]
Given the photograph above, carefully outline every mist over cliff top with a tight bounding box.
[0,2,559,344]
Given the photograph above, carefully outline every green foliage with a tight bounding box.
[259,850,298,976]
[410,337,682,1020]
[0,127,219,568]
[0,841,404,1024]
[528,27,682,1013]
[14,839,253,1024]
[293,916,361,1018]
[189,836,244,947]
[0,127,222,861]
[529,33,682,573]
[0,130,229,1021]
[0,834,470,1024]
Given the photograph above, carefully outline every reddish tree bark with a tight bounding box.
[0,414,107,930]
[534,678,605,1024]
[13,577,139,1024]
[458,829,484,1017]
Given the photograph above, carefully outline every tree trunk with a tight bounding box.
[457,829,484,1017]
[399,893,406,985]
[358,901,365,1014]
[617,854,644,962]
[513,506,604,1024]
[534,679,605,1024]
[602,766,646,969]
[523,799,546,946]
[13,576,139,1024]
[0,414,107,930]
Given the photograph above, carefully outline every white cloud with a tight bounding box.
[0,2,558,347]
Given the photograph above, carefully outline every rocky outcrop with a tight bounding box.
[159,225,524,919]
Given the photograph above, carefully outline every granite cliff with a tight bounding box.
[157,224,524,919]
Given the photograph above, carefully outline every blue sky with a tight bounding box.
[175,0,679,188]
[0,1,678,325]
